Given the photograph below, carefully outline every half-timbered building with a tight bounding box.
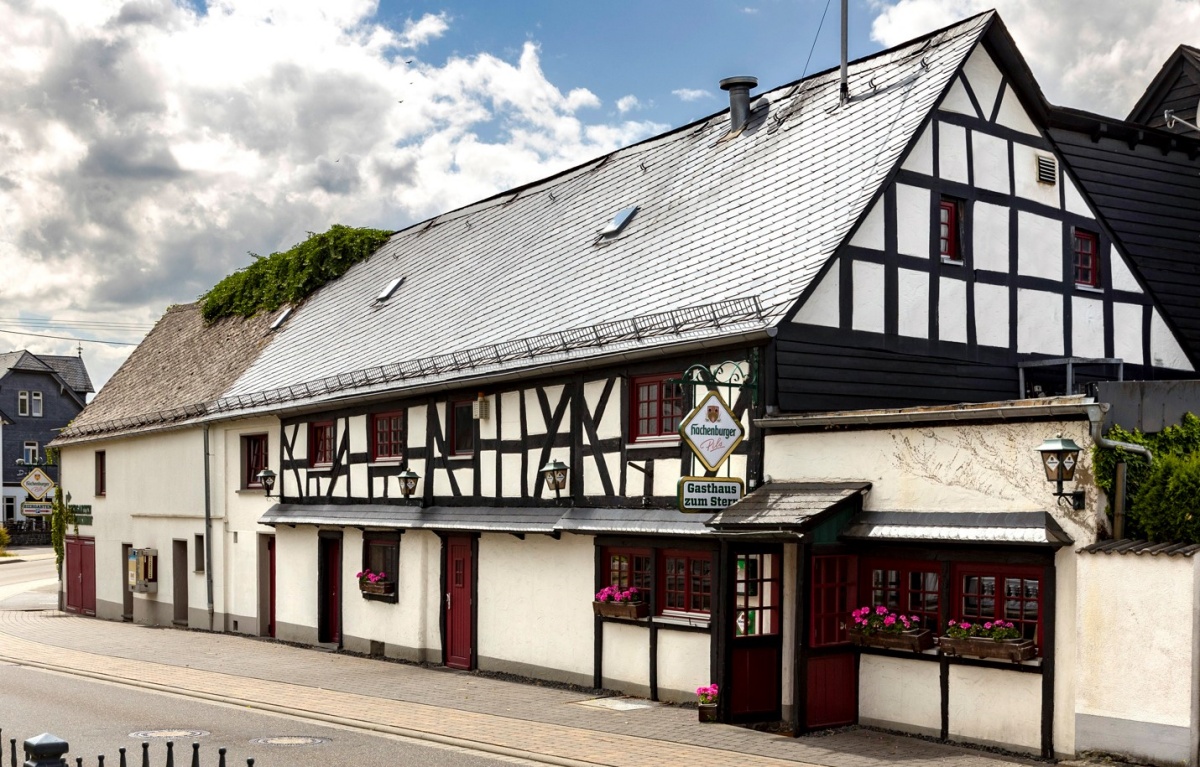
[51,11,1200,761]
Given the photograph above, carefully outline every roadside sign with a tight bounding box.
[678,477,745,512]
[20,467,54,500]
[678,390,745,472]
[21,501,52,516]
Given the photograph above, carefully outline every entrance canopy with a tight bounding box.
[841,510,1073,547]
[706,482,871,534]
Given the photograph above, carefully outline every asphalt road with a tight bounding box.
[0,551,536,767]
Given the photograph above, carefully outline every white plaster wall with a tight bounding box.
[901,125,934,176]
[1109,248,1142,293]
[1014,145,1060,208]
[1017,289,1064,356]
[939,79,978,119]
[479,396,498,441]
[602,622,649,688]
[409,404,427,449]
[524,390,547,434]
[477,534,594,678]
[852,261,885,333]
[1076,553,1196,730]
[1064,175,1091,218]
[1072,297,1105,359]
[897,269,929,339]
[764,418,1098,542]
[1017,213,1062,281]
[1152,310,1194,371]
[1112,303,1144,364]
[347,415,366,454]
[963,46,1003,116]
[1054,546,1077,756]
[342,529,441,656]
[974,283,1009,348]
[939,277,967,344]
[996,86,1040,136]
[949,665,1042,751]
[218,417,279,630]
[938,122,970,185]
[896,184,931,258]
[795,267,840,329]
[859,655,941,733]
[973,201,1010,273]
[593,382,623,439]
[972,131,1009,195]
[656,631,711,702]
[274,524,318,632]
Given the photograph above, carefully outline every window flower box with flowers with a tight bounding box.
[357,568,395,596]
[847,605,934,653]
[939,619,1036,663]
[592,585,649,619]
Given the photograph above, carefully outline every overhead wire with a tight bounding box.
[800,0,836,81]
[0,327,141,346]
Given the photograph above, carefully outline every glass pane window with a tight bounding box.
[955,566,1043,652]
[242,434,268,488]
[660,552,712,616]
[31,391,42,417]
[736,552,781,637]
[372,412,406,461]
[1073,229,1100,287]
[309,422,335,466]
[939,197,962,261]
[451,402,474,455]
[631,375,684,439]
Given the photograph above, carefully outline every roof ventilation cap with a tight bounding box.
[720,76,758,133]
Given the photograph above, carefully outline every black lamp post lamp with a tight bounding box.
[255,468,277,497]
[539,459,569,500]
[1037,434,1085,510]
[397,468,421,504]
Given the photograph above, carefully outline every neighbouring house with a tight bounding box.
[1,350,93,529]
[49,12,1200,763]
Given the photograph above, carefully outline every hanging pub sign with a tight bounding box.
[20,467,54,500]
[678,390,745,472]
[678,477,745,512]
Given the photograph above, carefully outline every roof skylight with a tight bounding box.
[375,277,405,303]
[599,205,638,237]
[269,307,293,331]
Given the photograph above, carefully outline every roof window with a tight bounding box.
[599,205,638,237]
[269,307,293,331]
[374,277,405,304]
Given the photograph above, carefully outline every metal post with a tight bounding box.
[839,0,849,104]
[118,748,125,767]
[190,743,199,767]
[1114,462,1127,540]
[217,750,225,767]
[22,734,68,767]
[165,741,173,767]
[140,742,148,767]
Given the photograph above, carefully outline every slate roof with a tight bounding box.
[706,482,870,530]
[55,304,277,442]
[842,510,1073,547]
[1078,539,1200,557]
[0,350,93,400]
[59,13,996,439]
[1126,44,1200,133]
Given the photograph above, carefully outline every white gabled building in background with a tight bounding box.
[50,12,1200,764]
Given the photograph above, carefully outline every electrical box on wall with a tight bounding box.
[472,395,489,420]
[128,548,158,593]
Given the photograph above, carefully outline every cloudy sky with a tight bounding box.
[1,0,1195,393]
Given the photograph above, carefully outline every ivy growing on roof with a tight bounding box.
[201,225,392,322]
[1093,413,1200,543]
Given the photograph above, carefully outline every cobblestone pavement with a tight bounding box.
[0,609,1038,767]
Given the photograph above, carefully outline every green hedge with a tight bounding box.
[1092,413,1200,543]
[201,225,392,322]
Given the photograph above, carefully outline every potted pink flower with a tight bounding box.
[846,605,933,652]
[939,619,1035,663]
[696,683,719,723]
[356,568,395,596]
[592,585,648,619]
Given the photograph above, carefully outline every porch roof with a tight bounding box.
[705,482,871,532]
[556,506,712,536]
[841,510,1073,547]
[259,503,564,534]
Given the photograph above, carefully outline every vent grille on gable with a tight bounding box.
[1036,155,1057,185]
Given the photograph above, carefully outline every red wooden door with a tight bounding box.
[444,536,473,669]
[65,538,82,613]
[806,554,858,729]
[729,549,783,721]
[318,537,341,644]
[267,537,276,638]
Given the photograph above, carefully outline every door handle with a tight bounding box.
[445,593,451,610]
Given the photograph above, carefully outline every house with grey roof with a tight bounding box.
[1,350,92,528]
[49,12,1200,761]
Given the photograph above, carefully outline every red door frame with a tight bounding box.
[804,552,858,729]
[443,535,475,670]
[267,536,277,638]
[728,545,784,722]
[64,536,96,616]
[317,533,342,645]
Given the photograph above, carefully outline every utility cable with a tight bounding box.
[0,327,140,346]
[801,0,835,80]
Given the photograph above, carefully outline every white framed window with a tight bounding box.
[23,442,38,464]
[17,391,28,417]
[31,391,42,417]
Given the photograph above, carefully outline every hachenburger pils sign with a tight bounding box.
[678,390,745,472]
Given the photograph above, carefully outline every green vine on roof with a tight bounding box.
[1092,412,1200,543]
[201,225,392,322]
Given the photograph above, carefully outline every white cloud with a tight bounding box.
[0,0,663,390]
[741,7,759,14]
[672,88,712,102]
[869,0,1200,116]
[616,94,641,113]
[397,11,449,49]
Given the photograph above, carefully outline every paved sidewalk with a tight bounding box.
[0,610,1036,767]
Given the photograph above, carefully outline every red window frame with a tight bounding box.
[630,374,685,441]
[449,401,474,456]
[939,197,963,261]
[604,547,652,592]
[952,564,1044,655]
[242,434,268,489]
[735,551,783,637]
[309,421,335,467]
[660,550,713,615]
[1073,229,1100,288]
[94,450,106,497]
[860,558,941,631]
[371,412,406,462]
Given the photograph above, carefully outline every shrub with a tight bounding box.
[0,524,9,553]
[1130,453,1200,544]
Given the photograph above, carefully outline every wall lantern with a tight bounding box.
[539,459,569,499]
[1036,434,1084,510]
[255,468,277,497]
[397,468,421,499]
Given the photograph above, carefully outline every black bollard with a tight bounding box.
[164,742,172,767]
[189,743,197,767]
[117,748,125,767]
[22,733,69,767]
[217,749,225,767]
[245,760,253,767]
[73,759,80,767]
[98,757,104,767]
[139,743,147,767]
[10,737,16,767]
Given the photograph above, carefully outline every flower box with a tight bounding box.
[938,636,1036,663]
[698,703,718,723]
[360,581,396,596]
[848,628,933,653]
[592,600,649,619]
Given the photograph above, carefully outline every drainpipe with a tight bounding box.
[203,425,214,631]
[1085,403,1151,540]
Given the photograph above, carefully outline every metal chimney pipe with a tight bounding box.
[720,76,758,133]
[840,0,849,105]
